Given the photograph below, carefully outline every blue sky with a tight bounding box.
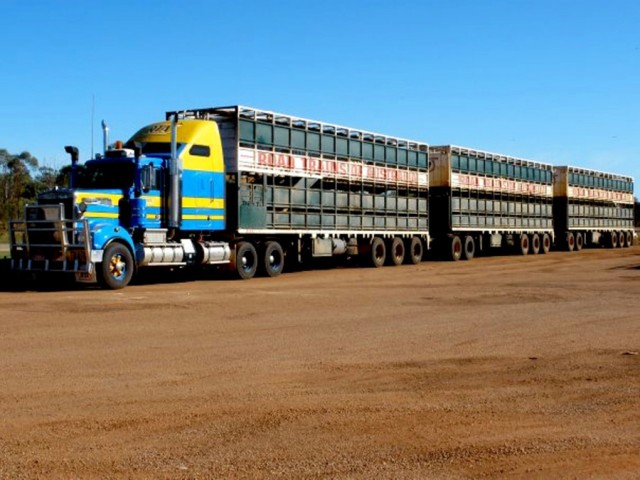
[1,0,638,193]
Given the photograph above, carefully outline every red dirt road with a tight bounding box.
[1,247,639,478]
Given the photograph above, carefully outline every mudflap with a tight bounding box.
[75,265,97,284]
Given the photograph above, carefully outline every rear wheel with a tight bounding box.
[449,236,462,261]
[625,231,633,247]
[99,243,134,289]
[262,241,284,277]
[609,231,618,248]
[618,231,626,248]
[541,233,551,254]
[530,234,540,255]
[575,232,583,251]
[370,237,386,267]
[518,234,529,255]
[387,237,405,266]
[235,241,258,279]
[463,235,475,261]
[566,232,575,252]
[405,237,423,265]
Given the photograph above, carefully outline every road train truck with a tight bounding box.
[9,106,430,289]
[428,145,555,260]
[552,166,634,250]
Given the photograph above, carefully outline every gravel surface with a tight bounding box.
[1,247,639,478]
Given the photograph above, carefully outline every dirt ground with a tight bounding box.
[0,247,639,479]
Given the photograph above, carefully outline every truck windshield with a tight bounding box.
[77,161,136,190]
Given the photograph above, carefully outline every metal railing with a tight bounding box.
[9,204,92,273]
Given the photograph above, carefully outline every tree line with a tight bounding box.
[0,149,68,234]
[1,148,639,233]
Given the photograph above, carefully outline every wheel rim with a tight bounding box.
[268,249,282,271]
[464,237,474,259]
[241,250,255,273]
[410,239,422,263]
[109,254,126,280]
[374,244,385,262]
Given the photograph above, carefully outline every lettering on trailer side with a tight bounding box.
[451,172,553,197]
[568,186,634,205]
[238,149,428,187]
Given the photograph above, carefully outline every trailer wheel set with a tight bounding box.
[433,228,634,262]
[561,230,633,252]
[227,235,427,279]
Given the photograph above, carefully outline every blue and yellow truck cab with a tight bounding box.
[9,106,431,289]
[10,116,233,288]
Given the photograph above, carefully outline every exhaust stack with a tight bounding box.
[101,120,109,154]
[64,146,79,188]
[168,114,182,229]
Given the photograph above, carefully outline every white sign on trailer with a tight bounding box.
[238,148,428,188]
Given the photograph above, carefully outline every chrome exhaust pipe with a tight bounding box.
[168,114,182,229]
[101,120,109,154]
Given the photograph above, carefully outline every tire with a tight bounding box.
[530,233,540,255]
[519,234,529,256]
[575,232,583,251]
[625,231,633,247]
[262,241,285,277]
[387,237,405,266]
[449,236,462,262]
[541,233,551,254]
[463,235,475,261]
[370,237,386,268]
[98,243,134,290]
[566,232,575,252]
[618,231,626,248]
[405,237,423,265]
[235,241,258,279]
[609,232,618,249]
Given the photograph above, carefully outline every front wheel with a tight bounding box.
[98,243,134,289]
